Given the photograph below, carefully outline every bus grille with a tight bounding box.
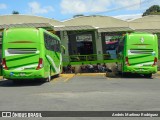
[129,49,153,54]
[8,48,37,54]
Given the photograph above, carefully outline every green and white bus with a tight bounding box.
[2,27,63,82]
[117,33,158,78]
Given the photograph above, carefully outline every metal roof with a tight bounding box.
[0,15,62,26]
[0,15,159,33]
[98,27,133,32]
[129,15,160,32]
[130,15,160,22]
[63,15,129,28]
[129,21,160,30]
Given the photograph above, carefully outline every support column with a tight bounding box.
[60,31,70,63]
[95,31,103,61]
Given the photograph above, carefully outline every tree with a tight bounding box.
[73,14,84,18]
[12,11,19,14]
[143,5,160,16]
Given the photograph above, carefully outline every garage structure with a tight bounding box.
[61,15,133,65]
[0,14,159,67]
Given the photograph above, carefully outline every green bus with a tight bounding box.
[117,33,158,78]
[2,27,63,82]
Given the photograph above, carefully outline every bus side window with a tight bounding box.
[57,41,61,52]
[44,33,50,50]
[50,40,54,51]
[53,38,58,52]
[54,38,61,53]
[44,32,61,53]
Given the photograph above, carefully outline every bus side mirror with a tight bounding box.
[63,49,65,54]
[61,45,65,54]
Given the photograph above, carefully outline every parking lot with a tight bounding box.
[0,73,160,119]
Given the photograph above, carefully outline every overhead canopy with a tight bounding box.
[98,27,133,32]
[0,23,54,31]
[55,25,95,31]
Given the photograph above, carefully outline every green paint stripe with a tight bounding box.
[7,54,39,62]
[9,62,38,69]
[45,55,56,73]
[55,52,60,60]
[129,54,151,59]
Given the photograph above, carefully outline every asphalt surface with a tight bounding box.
[0,73,160,120]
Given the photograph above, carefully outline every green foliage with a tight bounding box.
[143,5,160,16]
[73,14,84,18]
[12,11,19,14]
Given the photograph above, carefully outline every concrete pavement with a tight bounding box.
[0,73,160,120]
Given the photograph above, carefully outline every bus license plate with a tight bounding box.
[20,73,25,76]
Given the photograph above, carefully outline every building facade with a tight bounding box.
[0,15,160,65]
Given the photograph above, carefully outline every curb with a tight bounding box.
[156,71,160,74]
[61,73,106,76]
[76,73,106,76]
[60,74,75,77]
[59,74,75,82]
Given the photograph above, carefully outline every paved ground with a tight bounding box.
[0,73,160,120]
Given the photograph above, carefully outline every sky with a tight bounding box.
[0,0,159,21]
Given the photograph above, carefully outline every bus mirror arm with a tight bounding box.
[61,45,65,54]
[63,49,65,54]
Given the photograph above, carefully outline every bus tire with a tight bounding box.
[145,73,152,78]
[121,72,124,77]
[122,72,127,77]
[56,74,60,77]
[13,80,20,84]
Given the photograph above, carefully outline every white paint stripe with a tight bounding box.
[134,62,154,67]
[5,50,39,56]
[128,50,136,55]
[128,50,155,55]
[46,55,62,74]
[5,50,19,57]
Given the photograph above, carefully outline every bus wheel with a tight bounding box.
[13,80,20,84]
[122,72,125,77]
[145,74,152,78]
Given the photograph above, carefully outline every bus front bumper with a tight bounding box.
[124,66,157,74]
[3,69,46,80]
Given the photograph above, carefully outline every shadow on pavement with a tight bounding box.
[0,79,46,87]
[0,75,60,87]
[106,72,153,79]
[122,73,153,79]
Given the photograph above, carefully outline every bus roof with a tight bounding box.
[124,32,157,46]
[126,32,155,36]
[3,27,60,43]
